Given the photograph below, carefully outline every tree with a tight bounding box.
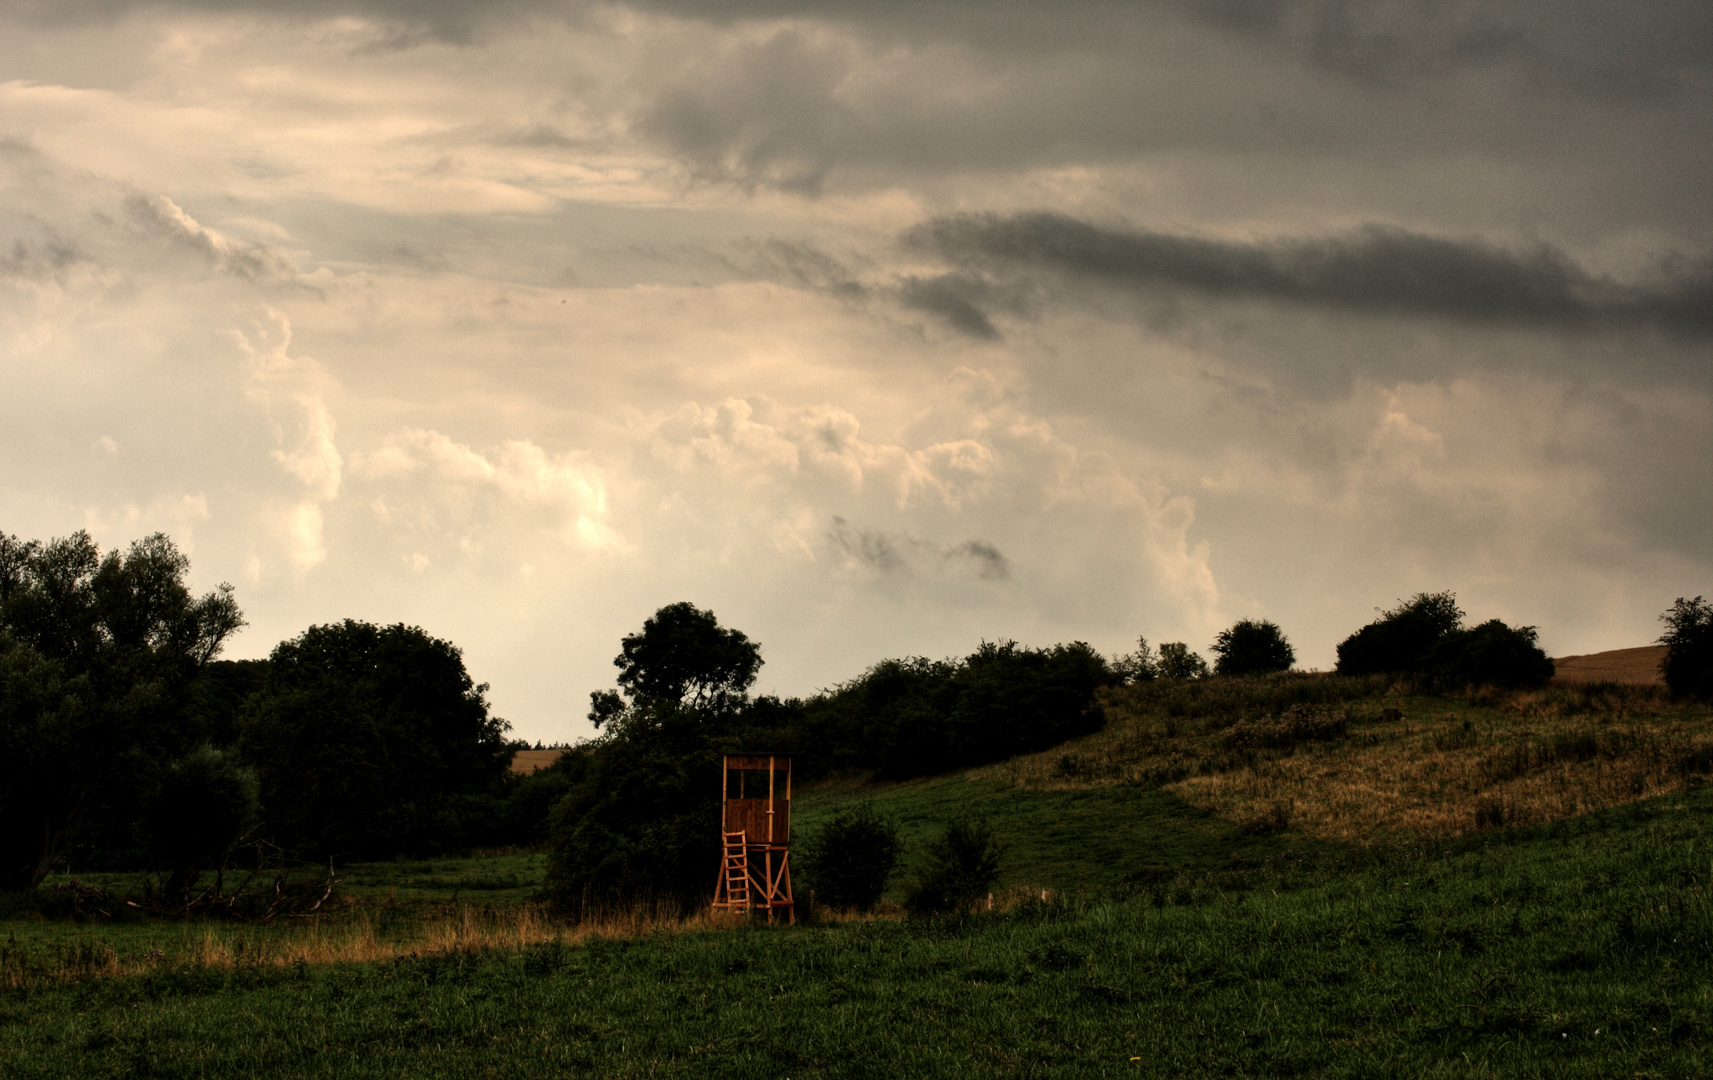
[1659,596,1713,698]
[1427,620,1555,689]
[1157,641,1208,680]
[798,802,903,912]
[548,603,760,913]
[239,620,512,861]
[1111,637,1160,684]
[904,818,1004,915]
[1210,619,1295,676]
[0,530,243,891]
[612,601,761,711]
[1336,591,1464,675]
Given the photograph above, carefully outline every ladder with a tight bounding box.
[718,831,749,908]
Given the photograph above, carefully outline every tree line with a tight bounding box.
[3,526,1708,913]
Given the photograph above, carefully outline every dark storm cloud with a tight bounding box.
[908,212,1713,337]
[827,515,905,572]
[829,517,1010,580]
[18,0,1706,95]
[945,539,1009,580]
[898,275,1000,339]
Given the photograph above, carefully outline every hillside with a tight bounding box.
[1552,644,1667,685]
[950,675,1712,846]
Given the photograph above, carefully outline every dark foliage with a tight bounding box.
[611,601,761,712]
[1157,641,1208,680]
[143,745,259,901]
[547,604,754,913]
[798,802,903,912]
[545,704,723,913]
[1428,619,1555,689]
[792,640,1112,780]
[1336,591,1464,675]
[1210,619,1295,676]
[1659,596,1713,699]
[905,818,1004,915]
[498,766,576,848]
[239,620,513,862]
[0,530,244,891]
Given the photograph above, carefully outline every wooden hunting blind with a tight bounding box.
[711,754,793,922]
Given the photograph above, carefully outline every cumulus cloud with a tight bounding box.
[353,428,625,554]
[909,212,1713,338]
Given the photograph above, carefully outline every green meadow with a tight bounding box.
[4,780,1710,1077]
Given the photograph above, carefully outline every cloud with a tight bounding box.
[897,274,1000,339]
[354,428,625,553]
[126,195,307,286]
[828,515,1009,581]
[909,212,1713,337]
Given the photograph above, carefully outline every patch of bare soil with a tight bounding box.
[1552,645,1666,685]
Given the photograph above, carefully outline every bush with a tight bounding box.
[144,745,259,901]
[1428,620,1555,689]
[1659,596,1713,699]
[1210,619,1295,676]
[904,818,1003,915]
[1157,642,1208,680]
[798,802,903,912]
[1336,592,1463,675]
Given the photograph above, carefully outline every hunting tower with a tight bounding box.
[712,754,793,922]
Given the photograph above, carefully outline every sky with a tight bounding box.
[1,0,1709,744]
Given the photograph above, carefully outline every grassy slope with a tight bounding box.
[3,789,1709,1078]
[792,779,1303,902]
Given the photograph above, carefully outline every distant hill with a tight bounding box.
[1552,645,1665,685]
[509,749,569,775]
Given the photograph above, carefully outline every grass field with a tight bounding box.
[5,674,1711,1076]
[2,787,1710,1077]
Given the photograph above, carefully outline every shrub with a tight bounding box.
[904,818,1003,915]
[1157,642,1209,680]
[798,802,903,912]
[1336,591,1463,675]
[1210,619,1295,676]
[1428,619,1554,689]
[1659,596,1713,699]
[144,745,259,901]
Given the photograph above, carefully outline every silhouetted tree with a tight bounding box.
[1427,620,1554,689]
[239,620,512,861]
[548,603,757,913]
[1659,596,1713,699]
[0,530,243,891]
[613,601,761,712]
[1336,591,1465,676]
[1210,619,1295,676]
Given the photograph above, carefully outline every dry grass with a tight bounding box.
[0,902,758,989]
[971,676,1713,845]
[1552,644,1666,685]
